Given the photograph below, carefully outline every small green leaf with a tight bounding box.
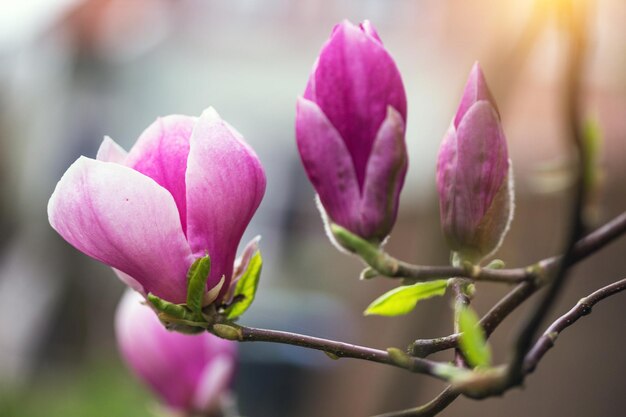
[186,254,211,315]
[329,224,393,275]
[458,306,492,368]
[359,267,379,280]
[147,293,194,321]
[364,280,448,317]
[485,259,505,270]
[225,251,262,320]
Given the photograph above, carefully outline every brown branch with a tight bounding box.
[450,278,471,366]
[506,0,590,387]
[369,211,626,285]
[409,210,626,357]
[379,276,626,415]
[373,387,459,417]
[212,324,462,381]
[524,278,626,373]
[411,280,539,357]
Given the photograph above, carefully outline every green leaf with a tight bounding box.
[329,224,392,275]
[225,251,262,320]
[458,306,492,368]
[364,280,448,317]
[485,259,505,270]
[360,267,379,280]
[147,293,194,321]
[186,254,211,315]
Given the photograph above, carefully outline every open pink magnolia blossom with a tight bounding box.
[436,63,514,263]
[296,20,408,245]
[116,289,237,413]
[48,108,266,304]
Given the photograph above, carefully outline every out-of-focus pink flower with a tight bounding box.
[436,63,514,263]
[115,289,236,413]
[296,20,408,244]
[48,108,266,303]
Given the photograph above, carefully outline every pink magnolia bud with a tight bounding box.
[436,63,514,263]
[296,20,408,244]
[48,108,266,303]
[115,290,236,413]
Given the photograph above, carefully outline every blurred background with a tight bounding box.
[0,0,624,416]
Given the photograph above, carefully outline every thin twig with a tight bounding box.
[223,324,457,380]
[411,280,538,357]
[372,387,459,417]
[524,278,626,373]
[370,211,626,284]
[409,211,626,357]
[450,278,471,366]
[507,0,590,387]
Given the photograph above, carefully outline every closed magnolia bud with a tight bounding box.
[436,63,514,263]
[296,20,408,246]
[115,290,237,414]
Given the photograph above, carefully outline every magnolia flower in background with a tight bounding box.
[296,20,408,246]
[436,63,514,263]
[116,290,237,414]
[48,108,266,304]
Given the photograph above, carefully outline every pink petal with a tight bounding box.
[305,20,406,187]
[359,20,382,43]
[436,125,459,243]
[96,136,128,163]
[296,98,361,232]
[125,115,197,235]
[454,62,499,129]
[112,268,146,297]
[227,236,261,302]
[115,290,236,412]
[185,108,266,293]
[359,107,408,241]
[454,101,509,239]
[232,236,261,280]
[192,355,235,412]
[48,157,193,303]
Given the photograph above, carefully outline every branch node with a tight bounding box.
[211,323,243,341]
[577,301,592,316]
[387,347,413,369]
[324,351,340,360]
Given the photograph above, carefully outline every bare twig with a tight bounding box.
[450,278,471,366]
[507,0,590,387]
[411,280,538,357]
[213,324,462,381]
[373,387,459,417]
[410,211,626,357]
[366,211,626,284]
[524,278,626,373]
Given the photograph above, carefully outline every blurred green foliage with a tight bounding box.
[0,357,155,417]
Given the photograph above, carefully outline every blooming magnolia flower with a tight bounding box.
[115,289,236,413]
[48,108,266,304]
[296,20,408,245]
[436,63,514,263]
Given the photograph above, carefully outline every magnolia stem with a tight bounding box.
[372,386,459,417]
[380,277,625,416]
[411,280,538,357]
[450,278,471,366]
[368,211,626,284]
[212,280,624,415]
[506,0,590,387]
[222,324,456,381]
[523,278,626,373]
